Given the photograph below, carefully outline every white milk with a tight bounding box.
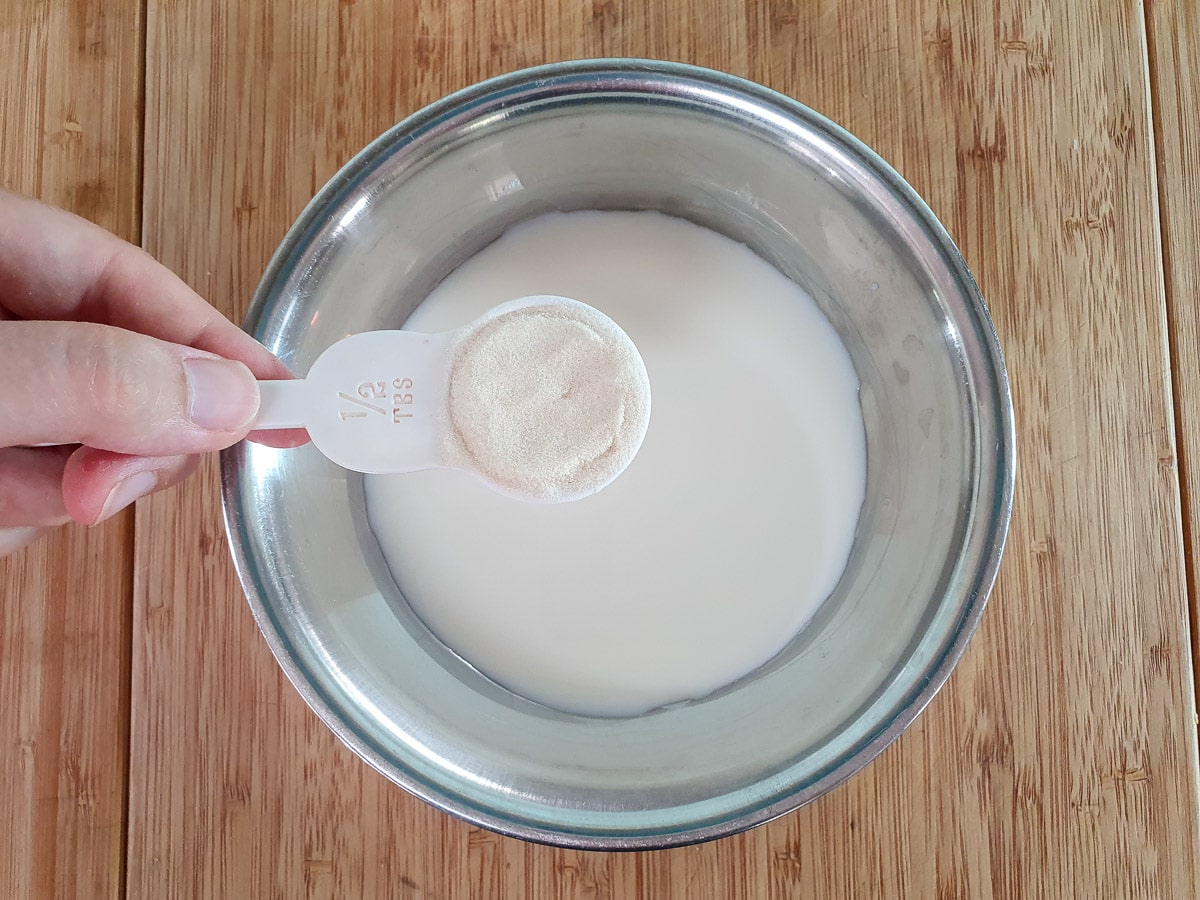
[365,210,866,717]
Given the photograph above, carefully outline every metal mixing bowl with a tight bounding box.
[221,60,1014,849]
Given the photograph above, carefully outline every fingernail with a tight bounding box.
[184,358,260,431]
[0,527,47,558]
[96,470,158,524]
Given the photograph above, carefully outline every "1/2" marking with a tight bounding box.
[338,378,416,421]
[338,392,386,418]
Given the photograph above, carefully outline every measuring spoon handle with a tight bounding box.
[256,379,311,429]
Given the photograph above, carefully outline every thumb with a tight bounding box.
[0,320,260,455]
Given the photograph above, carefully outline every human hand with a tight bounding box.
[0,192,304,556]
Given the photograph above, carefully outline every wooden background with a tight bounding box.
[3,0,1199,896]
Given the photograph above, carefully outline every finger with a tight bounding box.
[247,424,310,449]
[0,191,293,381]
[62,448,201,525]
[0,526,50,558]
[0,320,261,453]
[0,192,309,451]
[0,445,74,527]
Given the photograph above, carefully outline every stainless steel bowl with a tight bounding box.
[222,60,1014,849]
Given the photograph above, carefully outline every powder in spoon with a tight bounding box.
[445,301,651,502]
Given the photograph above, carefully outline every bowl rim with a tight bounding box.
[221,57,1016,850]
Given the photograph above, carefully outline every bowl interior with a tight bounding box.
[224,63,1010,847]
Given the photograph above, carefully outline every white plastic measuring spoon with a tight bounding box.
[252,296,651,502]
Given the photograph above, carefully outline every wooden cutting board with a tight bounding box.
[2,1,1198,896]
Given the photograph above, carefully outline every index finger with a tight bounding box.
[0,192,307,447]
[0,191,287,380]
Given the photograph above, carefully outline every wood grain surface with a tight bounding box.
[0,2,143,897]
[1149,0,1200,697]
[3,0,1200,897]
